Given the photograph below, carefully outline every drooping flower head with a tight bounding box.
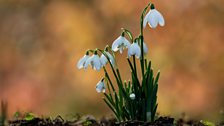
[128,41,141,58]
[77,51,90,69]
[129,93,136,100]
[143,4,165,29]
[96,78,106,93]
[100,47,115,67]
[84,51,102,71]
[112,33,131,53]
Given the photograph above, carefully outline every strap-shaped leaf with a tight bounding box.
[154,71,160,85]
[114,92,121,120]
[103,67,115,91]
[122,106,131,120]
[151,104,158,121]
[103,98,119,120]
[104,93,115,107]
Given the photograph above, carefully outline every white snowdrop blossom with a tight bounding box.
[100,51,115,66]
[84,53,102,71]
[112,36,131,53]
[77,54,90,69]
[128,42,141,58]
[96,79,106,93]
[143,5,165,29]
[143,42,148,54]
[129,93,136,100]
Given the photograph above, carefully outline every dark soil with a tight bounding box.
[8,116,224,126]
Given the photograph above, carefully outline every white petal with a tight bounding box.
[106,52,115,66]
[83,55,93,69]
[143,12,150,28]
[128,42,141,58]
[112,36,122,52]
[155,9,165,26]
[143,42,148,54]
[134,43,141,58]
[92,55,102,71]
[119,48,123,54]
[148,10,159,28]
[100,54,107,66]
[128,46,133,57]
[96,80,106,93]
[123,37,131,48]
[112,36,131,53]
[77,55,89,69]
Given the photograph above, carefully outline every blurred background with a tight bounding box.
[0,0,224,122]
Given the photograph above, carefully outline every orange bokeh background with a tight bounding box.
[0,0,223,122]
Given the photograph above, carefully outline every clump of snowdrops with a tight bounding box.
[77,2,165,122]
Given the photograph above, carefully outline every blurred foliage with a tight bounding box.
[200,120,215,126]
[0,0,223,122]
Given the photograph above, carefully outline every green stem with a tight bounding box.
[140,35,145,76]
[132,56,138,81]
[121,28,133,42]
[103,67,115,91]
[139,3,151,76]
[140,3,151,36]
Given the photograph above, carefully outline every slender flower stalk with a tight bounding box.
[139,3,153,76]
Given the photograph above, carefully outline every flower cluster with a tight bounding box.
[77,3,164,122]
[77,36,148,71]
[77,49,114,71]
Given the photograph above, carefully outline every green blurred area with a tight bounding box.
[0,0,224,122]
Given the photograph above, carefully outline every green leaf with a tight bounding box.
[122,107,130,120]
[104,93,115,106]
[131,72,139,99]
[151,104,158,121]
[103,67,115,91]
[14,111,20,119]
[146,69,154,112]
[127,58,135,73]
[154,71,160,85]
[144,59,148,70]
[24,113,35,121]
[200,120,215,126]
[83,120,92,126]
[103,98,119,121]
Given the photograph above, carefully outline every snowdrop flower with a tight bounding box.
[143,42,148,54]
[128,42,141,58]
[96,78,106,93]
[100,51,115,66]
[112,36,131,53]
[129,93,135,100]
[77,52,90,69]
[84,52,102,71]
[143,4,165,28]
